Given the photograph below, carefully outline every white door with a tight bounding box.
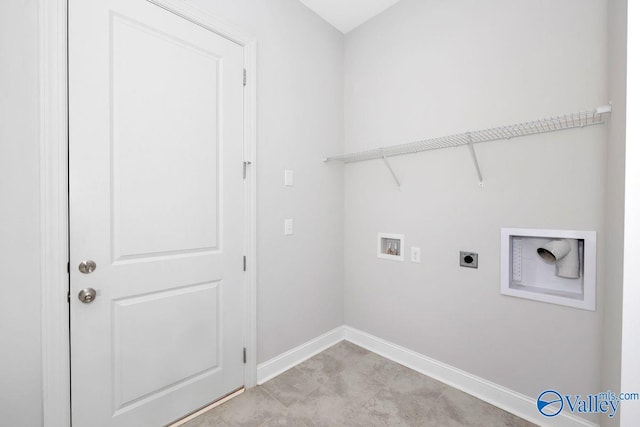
[69,0,246,425]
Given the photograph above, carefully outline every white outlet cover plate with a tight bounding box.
[410,247,421,263]
[284,219,293,235]
[284,170,293,186]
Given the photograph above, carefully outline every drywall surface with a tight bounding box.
[187,0,345,364]
[602,0,627,425]
[0,0,44,425]
[621,1,640,425]
[343,0,606,422]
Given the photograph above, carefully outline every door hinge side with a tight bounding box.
[243,256,247,272]
[243,347,247,364]
[243,69,247,87]
[243,161,252,179]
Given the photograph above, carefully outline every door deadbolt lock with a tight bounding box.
[79,260,97,274]
[78,288,97,303]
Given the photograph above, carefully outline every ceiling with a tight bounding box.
[298,0,402,34]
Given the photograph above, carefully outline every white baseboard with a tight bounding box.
[256,325,598,426]
[256,326,345,385]
[344,326,599,427]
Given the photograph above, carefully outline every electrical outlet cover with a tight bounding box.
[284,169,293,186]
[410,247,421,263]
[284,219,293,235]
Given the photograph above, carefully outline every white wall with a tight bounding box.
[621,1,640,424]
[186,0,345,364]
[0,0,44,425]
[343,0,607,422]
[0,0,344,424]
[602,0,627,425]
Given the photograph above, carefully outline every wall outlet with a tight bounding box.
[460,251,478,268]
[284,169,293,186]
[284,218,293,235]
[410,247,421,263]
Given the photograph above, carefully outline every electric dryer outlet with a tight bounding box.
[460,252,478,268]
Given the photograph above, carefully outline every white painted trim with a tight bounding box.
[344,327,598,427]
[621,2,640,425]
[147,0,255,45]
[256,326,598,425]
[242,39,258,388]
[39,0,70,426]
[257,327,346,385]
[41,1,258,425]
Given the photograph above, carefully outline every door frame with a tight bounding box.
[39,1,258,425]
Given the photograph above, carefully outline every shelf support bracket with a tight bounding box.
[466,134,484,188]
[381,152,401,188]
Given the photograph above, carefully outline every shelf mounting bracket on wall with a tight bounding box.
[381,152,401,188]
[466,133,484,188]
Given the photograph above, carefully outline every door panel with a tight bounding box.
[111,13,221,260]
[113,282,220,411]
[69,0,245,425]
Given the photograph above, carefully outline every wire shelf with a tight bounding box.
[324,105,611,164]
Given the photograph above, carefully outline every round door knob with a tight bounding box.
[78,288,97,303]
[79,260,97,274]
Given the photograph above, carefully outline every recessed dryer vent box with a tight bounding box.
[501,228,596,311]
[378,233,404,261]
